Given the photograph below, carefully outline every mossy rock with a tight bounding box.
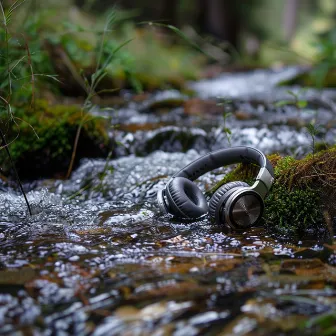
[0,100,112,179]
[210,148,336,239]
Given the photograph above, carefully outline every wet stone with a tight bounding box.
[140,90,188,111]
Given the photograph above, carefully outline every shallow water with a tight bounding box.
[0,67,335,335]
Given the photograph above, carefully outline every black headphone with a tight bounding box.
[157,146,274,230]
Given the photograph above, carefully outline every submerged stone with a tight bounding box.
[140,90,188,111]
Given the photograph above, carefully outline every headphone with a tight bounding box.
[157,146,274,230]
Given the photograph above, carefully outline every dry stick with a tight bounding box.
[66,122,83,179]
[0,128,32,215]
[66,99,93,180]
[300,173,336,178]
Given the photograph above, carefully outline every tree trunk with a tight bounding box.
[198,0,240,49]
[160,0,178,26]
[283,0,299,42]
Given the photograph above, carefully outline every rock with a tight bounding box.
[184,98,223,116]
[132,126,210,155]
[140,91,187,112]
[234,111,254,121]
[0,100,112,179]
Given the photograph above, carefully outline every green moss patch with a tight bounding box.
[0,100,111,179]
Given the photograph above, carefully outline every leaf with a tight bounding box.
[274,100,293,107]
[305,122,321,136]
[5,0,27,24]
[141,22,213,59]
[94,88,120,96]
[14,74,62,84]
[9,55,28,73]
[297,100,307,108]
[223,112,232,118]
[286,90,298,99]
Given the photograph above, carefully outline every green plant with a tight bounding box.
[274,89,308,109]
[217,99,233,146]
[0,0,63,209]
[305,122,323,155]
[310,28,336,88]
[0,0,34,215]
[106,22,205,90]
[276,28,336,88]
[302,309,336,335]
[65,10,130,178]
[274,90,322,133]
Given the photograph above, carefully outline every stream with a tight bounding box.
[0,67,335,335]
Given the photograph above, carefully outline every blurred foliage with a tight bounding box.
[105,23,204,91]
[1,0,335,101]
[309,28,336,87]
[0,0,205,180]
[0,0,335,180]
[1,0,205,98]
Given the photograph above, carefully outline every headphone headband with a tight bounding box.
[159,146,275,226]
[173,146,274,181]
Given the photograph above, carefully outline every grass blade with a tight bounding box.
[0,126,32,216]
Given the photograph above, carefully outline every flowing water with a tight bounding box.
[0,67,335,335]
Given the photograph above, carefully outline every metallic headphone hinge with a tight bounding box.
[255,167,274,192]
[250,180,268,198]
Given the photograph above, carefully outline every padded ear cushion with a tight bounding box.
[166,177,208,218]
[209,181,249,219]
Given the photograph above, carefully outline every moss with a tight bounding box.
[209,163,259,194]
[211,148,336,239]
[208,154,283,195]
[0,99,111,179]
[263,149,335,238]
[265,183,323,237]
[313,141,331,153]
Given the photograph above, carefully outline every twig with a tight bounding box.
[0,128,32,215]
[66,121,83,179]
[300,173,336,178]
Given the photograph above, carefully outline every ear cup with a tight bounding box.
[166,177,208,218]
[209,181,249,219]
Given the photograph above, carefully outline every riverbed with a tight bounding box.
[0,67,335,335]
